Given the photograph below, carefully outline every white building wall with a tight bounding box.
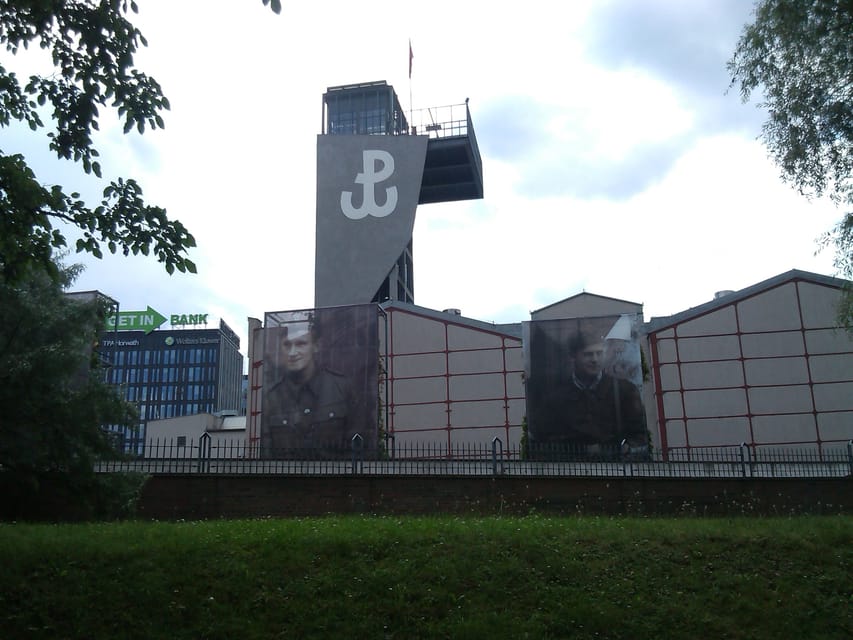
[144,413,246,458]
[244,272,848,459]
[648,276,853,454]
[382,307,524,454]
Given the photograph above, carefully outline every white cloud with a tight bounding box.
[8,0,846,358]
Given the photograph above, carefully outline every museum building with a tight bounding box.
[142,81,853,458]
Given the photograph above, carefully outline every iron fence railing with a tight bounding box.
[94,435,853,479]
[408,103,470,139]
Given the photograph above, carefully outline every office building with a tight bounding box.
[100,320,243,452]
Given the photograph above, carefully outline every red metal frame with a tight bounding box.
[385,307,524,454]
[649,279,852,458]
[246,358,263,456]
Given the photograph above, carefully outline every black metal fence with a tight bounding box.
[94,434,853,479]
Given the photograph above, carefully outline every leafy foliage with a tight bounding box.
[262,0,282,14]
[818,212,853,328]
[0,1,281,284]
[0,1,280,516]
[0,260,136,485]
[0,0,207,282]
[729,0,853,327]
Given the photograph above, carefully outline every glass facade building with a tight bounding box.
[322,80,409,136]
[99,321,243,452]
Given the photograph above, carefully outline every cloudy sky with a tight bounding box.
[5,0,843,354]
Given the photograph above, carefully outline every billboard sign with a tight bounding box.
[260,304,378,458]
[105,308,216,333]
[105,306,167,334]
[523,314,648,458]
[170,313,209,327]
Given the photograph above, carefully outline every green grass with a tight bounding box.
[1,516,851,639]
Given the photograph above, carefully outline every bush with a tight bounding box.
[0,472,148,522]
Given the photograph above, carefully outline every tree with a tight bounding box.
[0,0,281,284]
[0,259,135,492]
[728,0,853,328]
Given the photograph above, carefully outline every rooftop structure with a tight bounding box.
[315,81,483,307]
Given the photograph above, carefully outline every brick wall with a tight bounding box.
[137,475,853,519]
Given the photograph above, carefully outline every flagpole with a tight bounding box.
[408,39,413,132]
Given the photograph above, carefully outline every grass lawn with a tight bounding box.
[0,515,851,639]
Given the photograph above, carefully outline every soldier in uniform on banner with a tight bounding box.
[528,319,648,458]
[262,315,358,458]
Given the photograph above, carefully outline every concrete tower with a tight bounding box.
[314,80,483,307]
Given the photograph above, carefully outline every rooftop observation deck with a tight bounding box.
[408,101,483,204]
[322,81,483,204]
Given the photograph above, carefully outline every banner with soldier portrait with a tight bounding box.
[523,314,648,458]
[261,304,378,458]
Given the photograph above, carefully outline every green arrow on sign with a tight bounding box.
[105,306,168,334]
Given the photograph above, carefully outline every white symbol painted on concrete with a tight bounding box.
[340,150,398,219]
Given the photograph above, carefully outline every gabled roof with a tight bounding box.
[380,300,522,340]
[645,269,849,334]
[531,291,642,316]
